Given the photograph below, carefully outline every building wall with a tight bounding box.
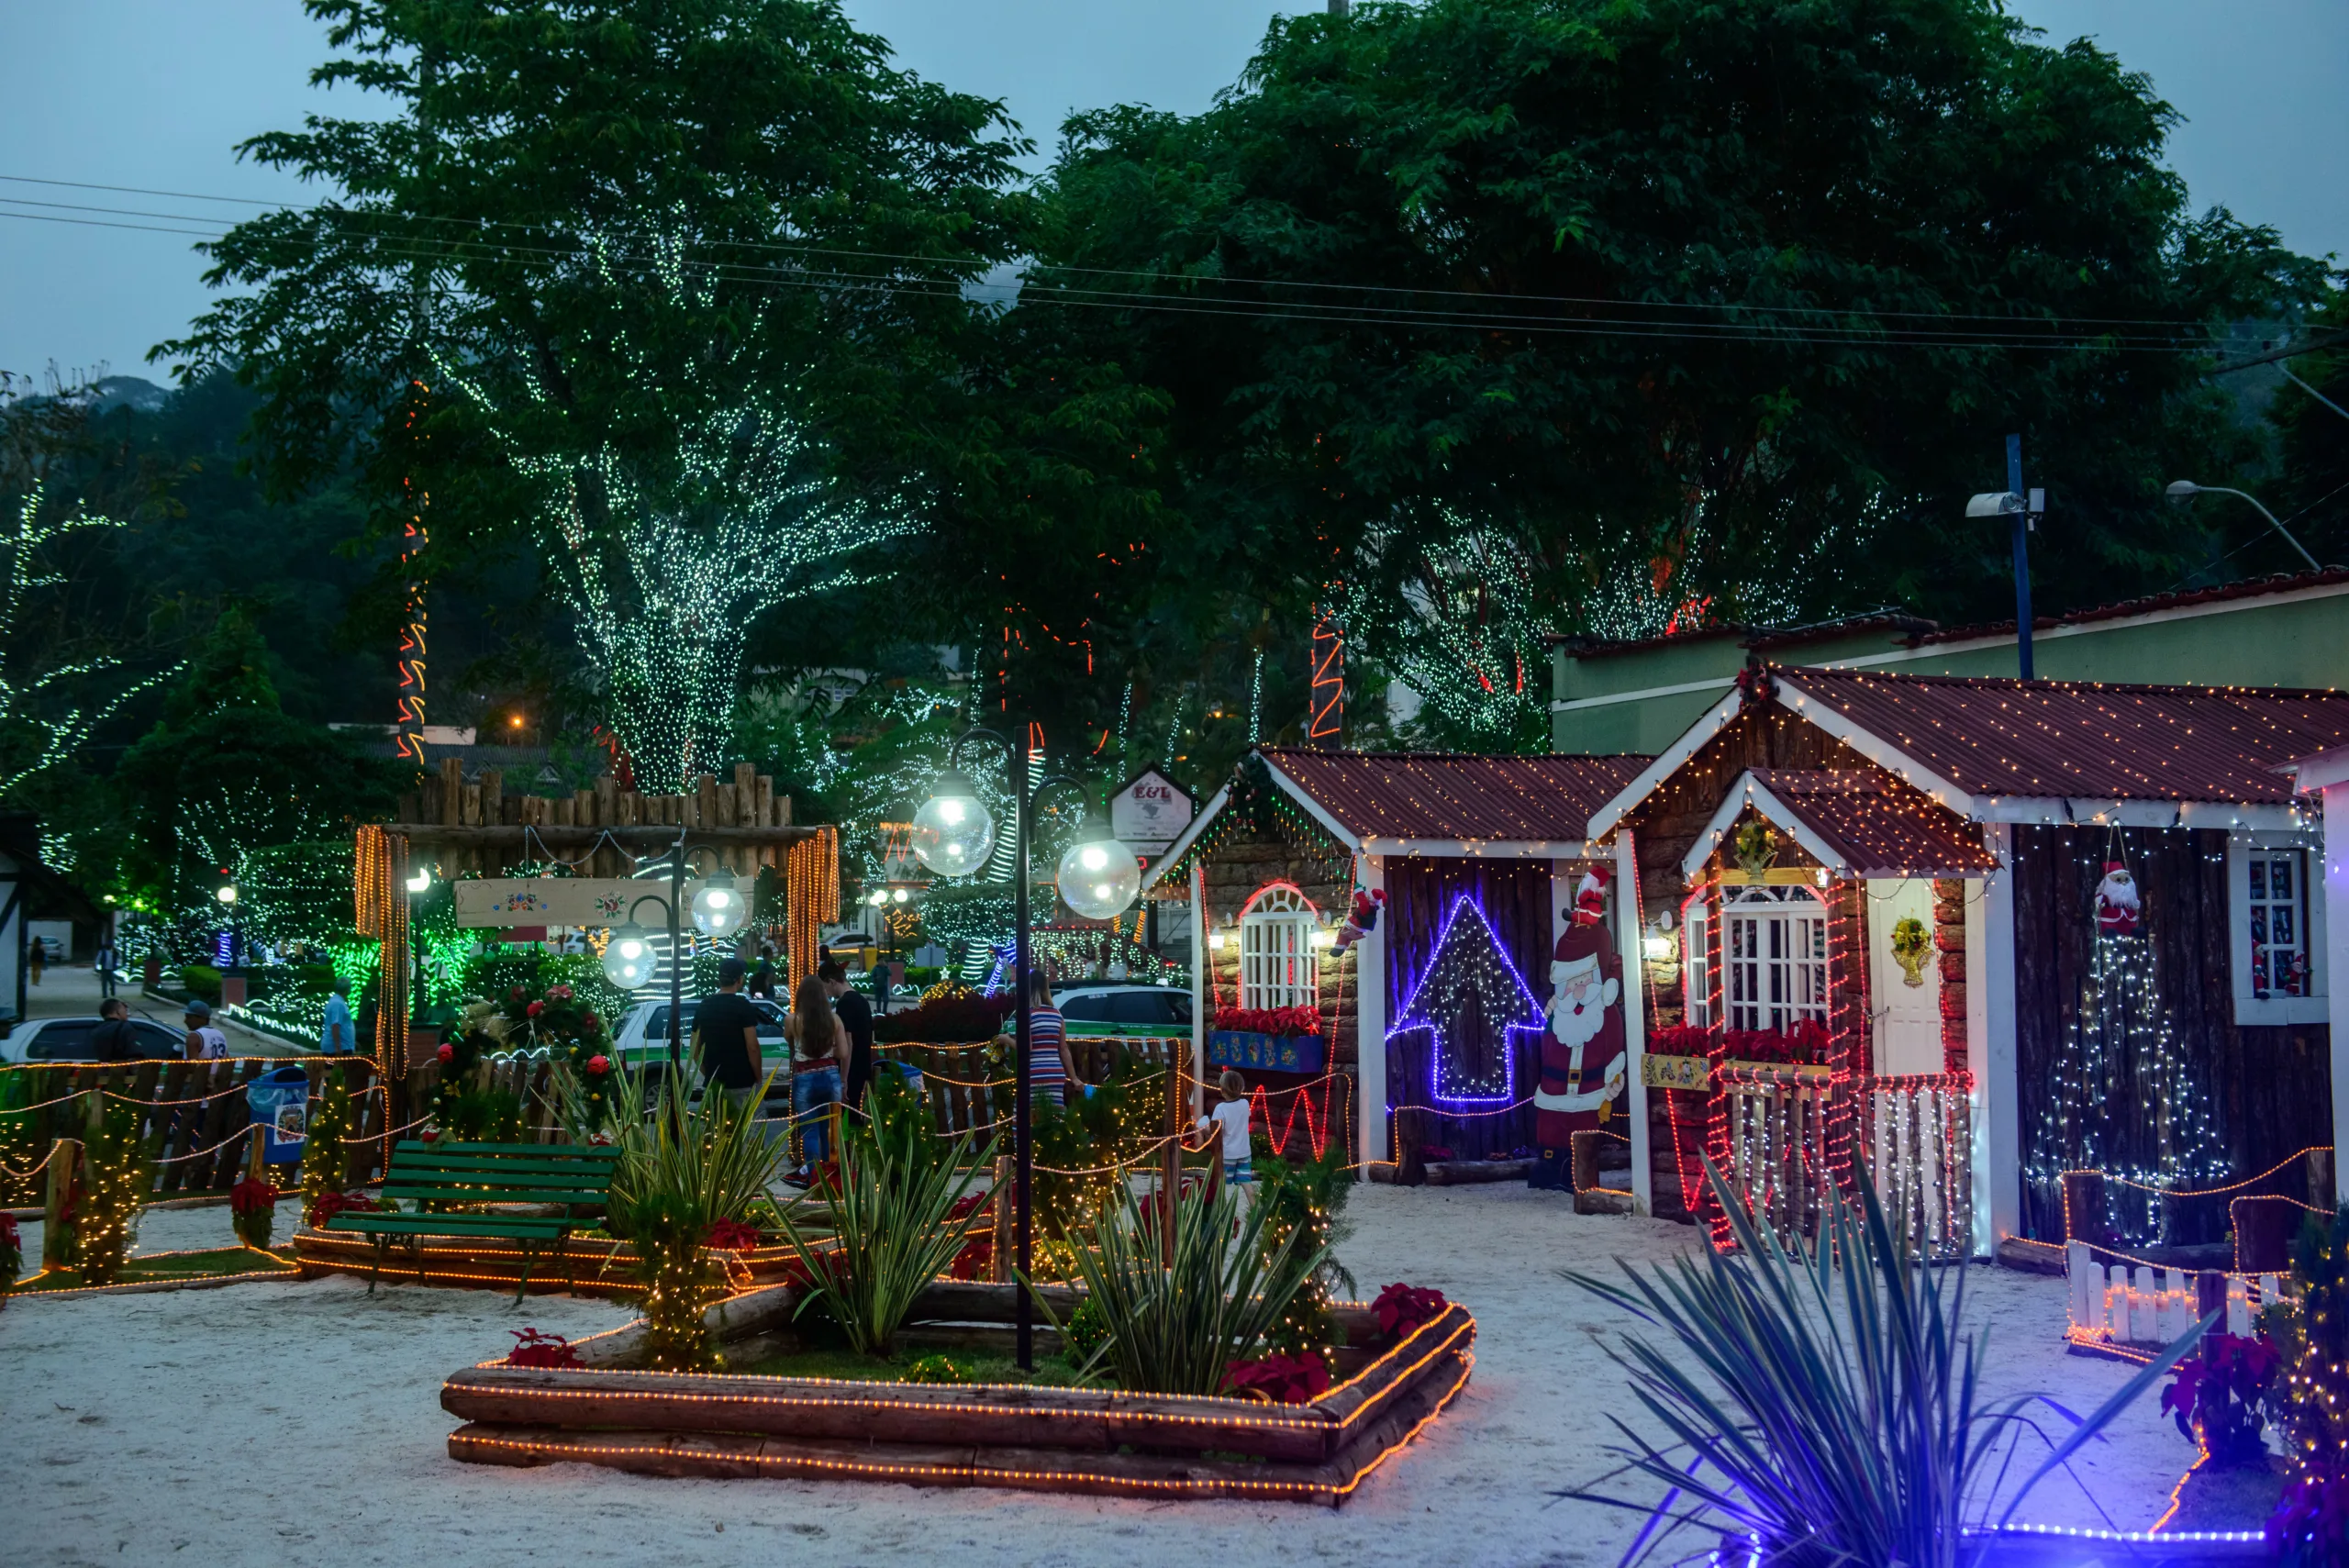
[2009,824,2332,1243]
[1553,581,2349,756]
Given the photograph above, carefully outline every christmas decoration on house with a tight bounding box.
[2024,870,2229,1243]
[1531,893,1628,1189]
[1387,895,1545,1112]
[2095,860,2141,937]
[1332,887,1385,953]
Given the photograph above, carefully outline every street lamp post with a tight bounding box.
[601,832,750,1071]
[914,730,1139,1371]
[2165,481,2321,573]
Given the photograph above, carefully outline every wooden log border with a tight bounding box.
[441,1291,1475,1505]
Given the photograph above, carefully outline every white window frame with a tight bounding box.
[1240,884,1320,1011]
[1681,893,1712,1027]
[1720,884,1830,1034]
[2230,831,2328,1026]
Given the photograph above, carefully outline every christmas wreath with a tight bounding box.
[487,980,617,1134]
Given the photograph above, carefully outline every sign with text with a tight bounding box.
[1110,769,1196,859]
[453,877,652,929]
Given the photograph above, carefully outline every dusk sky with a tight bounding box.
[3,0,2343,384]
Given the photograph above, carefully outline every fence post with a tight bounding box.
[41,1136,83,1271]
[1162,1056,1182,1258]
[990,1154,1014,1284]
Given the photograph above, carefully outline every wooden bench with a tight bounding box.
[323,1140,620,1300]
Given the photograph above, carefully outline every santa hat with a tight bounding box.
[2099,861,2139,903]
[1572,866,1610,927]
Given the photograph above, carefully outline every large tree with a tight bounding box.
[1016,0,2327,702]
[161,0,1030,784]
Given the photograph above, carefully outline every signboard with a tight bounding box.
[1110,769,1195,860]
[453,877,652,929]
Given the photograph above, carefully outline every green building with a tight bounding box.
[1552,571,2349,755]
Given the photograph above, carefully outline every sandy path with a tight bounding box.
[3,1186,2199,1568]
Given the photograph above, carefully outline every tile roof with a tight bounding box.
[1743,770,1997,877]
[1770,665,2349,805]
[1255,748,1653,846]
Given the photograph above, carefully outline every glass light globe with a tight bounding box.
[216,885,239,905]
[891,887,909,904]
[1056,821,1141,920]
[912,771,996,876]
[868,889,890,907]
[689,869,746,939]
[405,870,431,894]
[603,923,656,989]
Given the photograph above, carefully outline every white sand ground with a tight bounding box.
[3,1187,2203,1568]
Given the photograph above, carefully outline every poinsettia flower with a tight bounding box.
[436,1042,454,1064]
[585,1054,610,1076]
[526,1001,545,1018]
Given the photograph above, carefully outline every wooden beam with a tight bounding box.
[379,824,822,849]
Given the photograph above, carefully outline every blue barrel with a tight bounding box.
[245,1065,311,1163]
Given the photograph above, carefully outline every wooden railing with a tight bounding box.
[1712,1061,1838,1244]
[1863,1073,1974,1262]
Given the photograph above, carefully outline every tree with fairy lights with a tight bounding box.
[2025,883,2229,1242]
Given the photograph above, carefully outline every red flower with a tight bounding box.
[505,1328,583,1368]
[585,1054,610,1077]
[0,1212,18,1249]
[526,1001,545,1018]
[1373,1282,1448,1341]
[510,985,527,1001]
[229,1175,280,1218]
[1222,1351,1331,1404]
[307,1190,373,1227]
[549,984,573,1001]
[704,1218,762,1252]
[581,1012,599,1029]
[436,1042,454,1063]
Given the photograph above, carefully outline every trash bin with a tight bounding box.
[245,1065,311,1163]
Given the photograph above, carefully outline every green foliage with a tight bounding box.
[1023,1056,1166,1240]
[178,965,223,1004]
[1021,0,2328,689]
[1563,1162,2199,1563]
[298,1065,355,1221]
[904,1353,966,1385]
[1252,1140,1358,1357]
[69,1101,157,1286]
[609,1072,791,1372]
[2269,283,2349,569]
[2277,1207,2349,1471]
[1061,1295,1112,1370]
[1041,1180,1327,1397]
[775,1120,996,1359]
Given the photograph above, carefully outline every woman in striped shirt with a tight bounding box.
[1008,970,1078,1108]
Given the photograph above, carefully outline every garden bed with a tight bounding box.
[289,1225,811,1296]
[11,1245,301,1296]
[441,1280,1474,1505]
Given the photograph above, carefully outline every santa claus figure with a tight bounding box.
[1531,889,1628,1189]
[2095,860,2140,938]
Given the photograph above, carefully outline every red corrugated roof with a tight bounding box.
[1771,665,2349,804]
[1747,770,1997,876]
[1256,748,1652,844]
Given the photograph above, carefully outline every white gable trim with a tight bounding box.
[1137,784,1231,895]
[1971,795,2313,830]
[1256,753,1363,852]
[1769,683,1975,815]
[1584,685,1747,842]
[1678,772,1851,883]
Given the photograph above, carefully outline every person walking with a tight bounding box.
[28,939,44,987]
[999,970,1076,1113]
[93,933,119,1000]
[747,947,778,1000]
[91,997,141,1062]
[785,971,847,1184]
[320,976,356,1054]
[693,956,766,1118]
[1193,1070,1255,1187]
[819,958,875,1110]
[184,999,228,1061]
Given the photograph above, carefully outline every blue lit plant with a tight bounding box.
[1563,1162,2204,1566]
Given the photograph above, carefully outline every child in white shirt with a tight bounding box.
[1195,1070,1253,1185]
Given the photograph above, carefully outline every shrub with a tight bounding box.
[873,990,1013,1044]
[229,1175,279,1250]
[905,1353,965,1385]
[2163,1331,2278,1466]
[1044,1181,1326,1396]
[504,1328,583,1368]
[1223,1350,1331,1404]
[66,1100,155,1284]
[299,1066,354,1222]
[178,965,223,1004]
[776,1121,996,1359]
[1252,1140,1357,1356]
[1563,1162,2197,1564]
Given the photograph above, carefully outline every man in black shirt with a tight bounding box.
[91,997,140,1062]
[819,959,875,1108]
[693,957,766,1111]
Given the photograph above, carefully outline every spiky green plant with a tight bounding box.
[609,1073,788,1371]
[1045,1180,1327,1396]
[1564,1162,2201,1566]
[775,1118,996,1359]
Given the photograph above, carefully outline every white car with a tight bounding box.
[1051,984,1193,1037]
[0,1014,189,1064]
[609,996,791,1089]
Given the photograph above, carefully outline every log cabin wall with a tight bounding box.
[2010,824,2332,1242]
[395,760,791,880]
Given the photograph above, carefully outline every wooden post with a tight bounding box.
[1162,1058,1183,1258]
[42,1137,83,1270]
[992,1154,1015,1284]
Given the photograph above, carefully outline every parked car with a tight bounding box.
[608,997,792,1101]
[1051,984,1192,1037]
[0,1014,188,1064]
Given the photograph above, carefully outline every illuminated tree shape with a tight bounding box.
[1386,895,1545,1110]
[1334,525,1557,752]
[2025,931,2230,1243]
[441,228,909,790]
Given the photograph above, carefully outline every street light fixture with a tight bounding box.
[2165,481,2321,572]
[406,868,432,895]
[688,865,747,941]
[215,885,238,906]
[918,730,1138,1370]
[596,833,756,1068]
[601,923,658,990]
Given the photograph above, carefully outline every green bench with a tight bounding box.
[324,1140,621,1300]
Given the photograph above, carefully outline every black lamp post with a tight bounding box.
[914,729,1139,1370]
[601,831,750,1069]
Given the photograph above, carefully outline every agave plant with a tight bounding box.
[608,1073,788,1371]
[1564,1162,2203,1567]
[774,1119,996,1359]
[1047,1180,1328,1396]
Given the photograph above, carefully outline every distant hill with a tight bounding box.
[88,374,169,415]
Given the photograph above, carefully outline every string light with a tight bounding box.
[1385,895,1544,1111]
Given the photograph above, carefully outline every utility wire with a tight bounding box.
[0,171,2288,338]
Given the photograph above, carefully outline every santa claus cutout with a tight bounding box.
[1531,867,1629,1189]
